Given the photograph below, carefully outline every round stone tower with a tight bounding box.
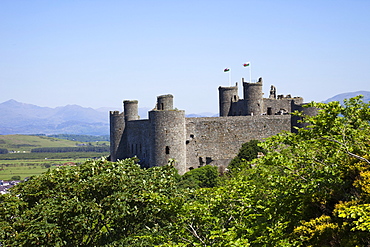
[218,84,238,116]
[109,111,124,161]
[243,77,264,115]
[156,94,174,110]
[123,100,139,121]
[149,95,186,174]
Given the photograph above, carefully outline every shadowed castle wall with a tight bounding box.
[124,119,151,166]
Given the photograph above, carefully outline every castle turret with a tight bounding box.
[149,95,186,174]
[218,84,238,116]
[156,94,173,110]
[123,100,139,121]
[243,77,263,115]
[109,111,124,161]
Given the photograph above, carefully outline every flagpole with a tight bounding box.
[243,62,251,82]
[224,68,231,86]
[229,70,231,86]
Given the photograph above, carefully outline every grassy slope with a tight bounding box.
[0,165,58,181]
[0,135,109,180]
[0,135,85,152]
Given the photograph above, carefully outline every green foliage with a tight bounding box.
[0,158,184,246]
[11,175,21,180]
[228,139,266,171]
[178,165,220,189]
[0,148,8,154]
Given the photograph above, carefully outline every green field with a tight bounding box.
[0,155,107,181]
[0,163,57,181]
[0,135,109,180]
[0,134,109,152]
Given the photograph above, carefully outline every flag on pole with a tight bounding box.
[224,68,230,72]
[243,62,250,67]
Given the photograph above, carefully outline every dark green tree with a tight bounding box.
[11,175,21,180]
[178,165,220,189]
[228,139,266,172]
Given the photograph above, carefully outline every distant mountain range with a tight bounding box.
[322,91,370,104]
[0,91,368,135]
[0,100,111,135]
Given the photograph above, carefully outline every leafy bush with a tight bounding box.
[179,165,219,189]
[228,139,266,171]
[0,158,183,246]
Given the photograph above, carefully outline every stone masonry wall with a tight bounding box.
[124,119,151,167]
[185,115,291,170]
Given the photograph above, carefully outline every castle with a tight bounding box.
[109,77,317,174]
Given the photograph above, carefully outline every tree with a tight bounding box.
[251,96,370,245]
[178,165,220,189]
[0,158,184,246]
[228,139,266,172]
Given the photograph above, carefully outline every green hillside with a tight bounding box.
[0,135,85,152]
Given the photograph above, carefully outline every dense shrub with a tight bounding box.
[178,165,219,189]
[228,139,266,171]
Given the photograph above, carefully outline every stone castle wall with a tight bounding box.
[124,119,151,166]
[185,115,291,169]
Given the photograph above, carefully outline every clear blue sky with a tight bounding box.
[1,0,369,114]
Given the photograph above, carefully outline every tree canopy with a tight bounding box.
[0,158,183,246]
